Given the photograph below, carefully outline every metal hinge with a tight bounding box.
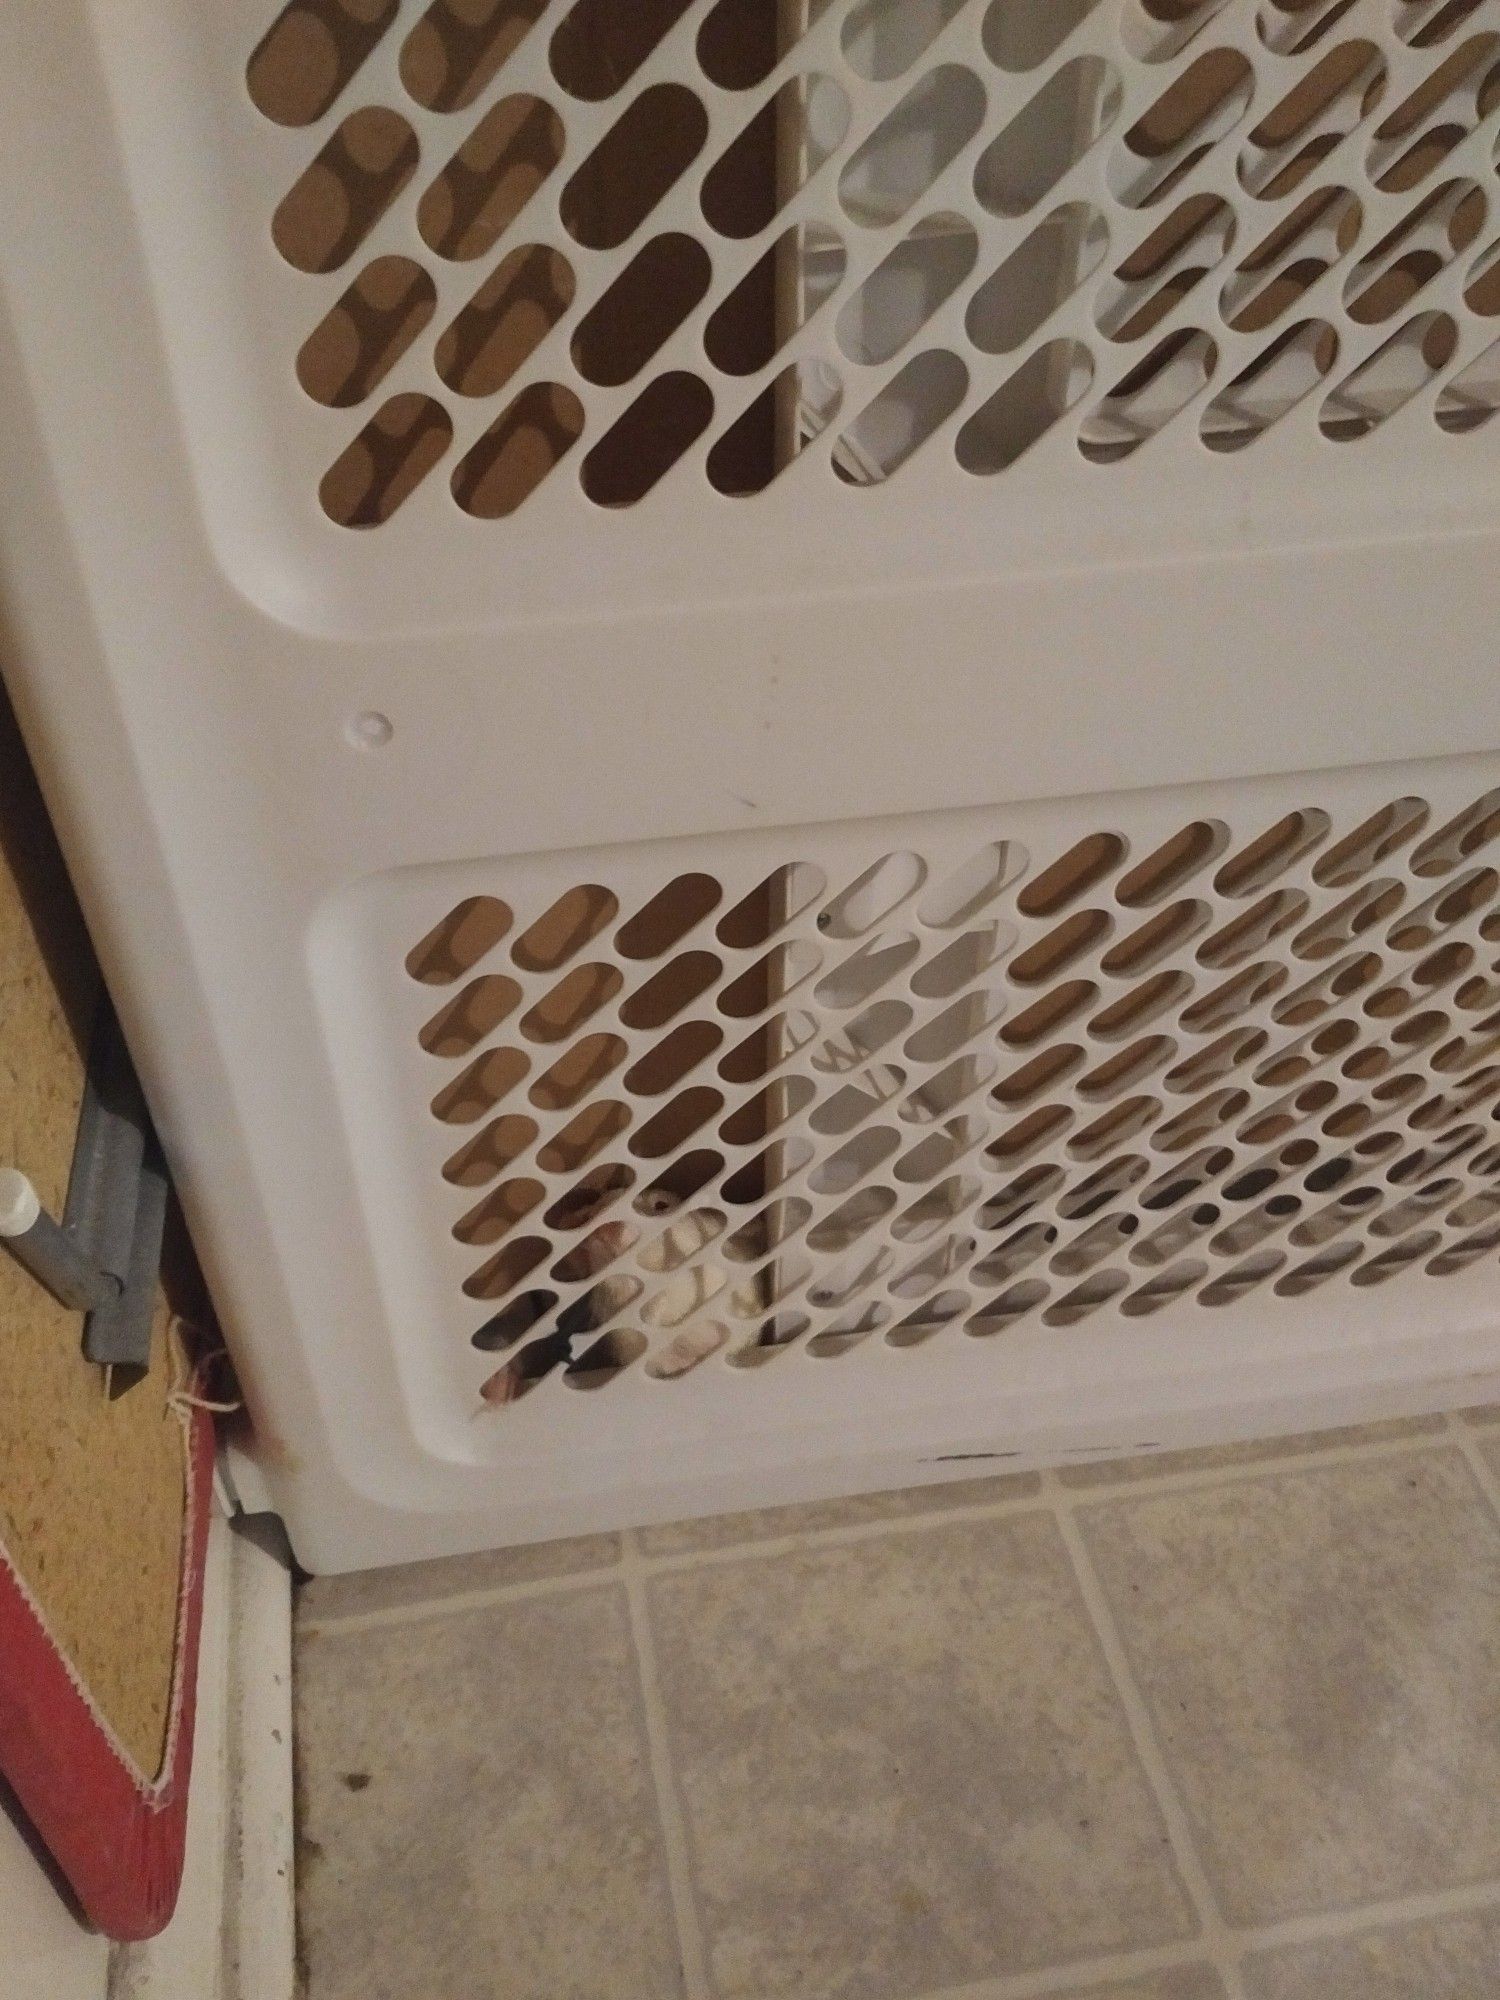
[0,1004,167,1390]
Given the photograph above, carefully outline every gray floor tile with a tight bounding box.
[647,1512,1195,2000]
[636,1470,1042,1556]
[1078,1450,1500,1925]
[1056,1417,1446,1490]
[297,1532,621,1623]
[295,1584,681,2000]
[1241,1904,1500,1998]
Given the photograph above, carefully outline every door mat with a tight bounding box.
[0,673,215,1938]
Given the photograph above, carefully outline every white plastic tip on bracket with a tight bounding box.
[0,1168,42,1239]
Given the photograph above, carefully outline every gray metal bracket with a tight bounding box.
[0,1004,166,1388]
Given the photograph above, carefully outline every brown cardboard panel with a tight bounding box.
[0,673,190,1782]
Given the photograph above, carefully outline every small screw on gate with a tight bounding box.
[345,710,394,750]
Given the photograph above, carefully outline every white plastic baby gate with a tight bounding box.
[3,0,1500,1569]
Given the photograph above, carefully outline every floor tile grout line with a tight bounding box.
[632,1429,1456,1576]
[1054,1434,1472,1531]
[1043,1425,1456,1500]
[1443,1409,1500,1526]
[635,1490,1050,1570]
[295,1428,1460,1634]
[1048,1479,1247,1994]
[295,1562,629,1636]
[892,1936,1230,2000]
[1239,1876,1500,1952]
[891,1878,1500,2000]
[620,1530,715,2000]
[294,1492,1051,1632]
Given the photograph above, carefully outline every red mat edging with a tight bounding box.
[0,1396,215,1940]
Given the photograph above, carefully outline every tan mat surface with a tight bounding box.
[0,672,190,1781]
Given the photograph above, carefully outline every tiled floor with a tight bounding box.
[294,1408,1500,2000]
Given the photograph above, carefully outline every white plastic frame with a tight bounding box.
[0,1,1498,1568]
